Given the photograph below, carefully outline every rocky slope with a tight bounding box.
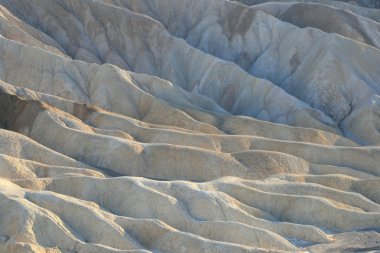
[0,0,379,252]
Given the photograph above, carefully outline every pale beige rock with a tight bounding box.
[0,0,379,252]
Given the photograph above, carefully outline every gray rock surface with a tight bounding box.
[0,0,379,252]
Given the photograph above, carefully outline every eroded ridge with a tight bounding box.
[0,0,379,252]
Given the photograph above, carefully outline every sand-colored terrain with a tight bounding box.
[0,0,379,252]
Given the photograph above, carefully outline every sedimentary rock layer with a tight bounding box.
[0,0,379,252]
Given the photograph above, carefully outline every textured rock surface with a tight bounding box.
[0,0,379,252]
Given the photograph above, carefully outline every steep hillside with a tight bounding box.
[0,0,379,252]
